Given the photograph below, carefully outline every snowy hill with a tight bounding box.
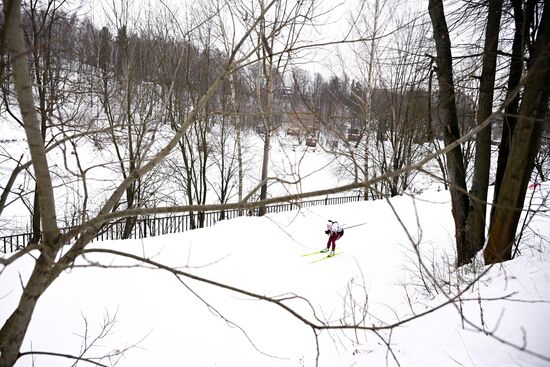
[1,183,549,366]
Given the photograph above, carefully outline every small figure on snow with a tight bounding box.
[321,219,344,256]
[528,181,539,189]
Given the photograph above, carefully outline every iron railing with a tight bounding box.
[1,194,362,253]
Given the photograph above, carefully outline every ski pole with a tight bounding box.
[342,222,367,230]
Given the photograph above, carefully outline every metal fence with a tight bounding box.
[1,194,363,253]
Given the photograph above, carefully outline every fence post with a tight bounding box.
[142,217,146,238]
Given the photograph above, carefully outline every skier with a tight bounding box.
[321,219,344,256]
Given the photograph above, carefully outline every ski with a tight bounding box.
[310,252,343,263]
[301,250,329,257]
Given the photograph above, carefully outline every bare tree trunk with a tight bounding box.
[465,0,502,256]
[227,73,244,209]
[258,113,271,216]
[428,0,470,266]
[24,0,64,244]
[491,0,528,221]
[258,9,273,217]
[122,54,137,238]
[3,0,59,242]
[485,0,550,263]
[30,186,41,243]
[0,1,60,365]
[362,0,381,200]
[0,255,61,367]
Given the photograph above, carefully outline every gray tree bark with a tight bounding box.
[1,1,61,365]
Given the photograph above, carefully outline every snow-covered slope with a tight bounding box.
[1,183,548,366]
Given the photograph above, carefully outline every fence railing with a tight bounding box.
[1,194,363,253]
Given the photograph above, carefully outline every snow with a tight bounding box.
[1,179,549,366]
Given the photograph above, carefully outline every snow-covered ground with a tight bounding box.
[1,181,549,366]
[2,101,549,366]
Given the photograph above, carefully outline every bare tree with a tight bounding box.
[427,0,550,266]
[371,10,431,197]
[0,0,279,364]
[217,4,249,208]
[241,0,317,215]
[485,0,550,264]
[255,1,278,216]
[94,3,169,238]
[356,0,386,200]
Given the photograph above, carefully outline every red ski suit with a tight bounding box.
[326,222,343,251]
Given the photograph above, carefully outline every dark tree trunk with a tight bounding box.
[428,0,470,266]
[258,129,270,216]
[485,0,550,264]
[30,183,41,243]
[465,0,503,257]
[491,0,530,220]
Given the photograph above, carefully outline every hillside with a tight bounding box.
[1,183,548,366]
